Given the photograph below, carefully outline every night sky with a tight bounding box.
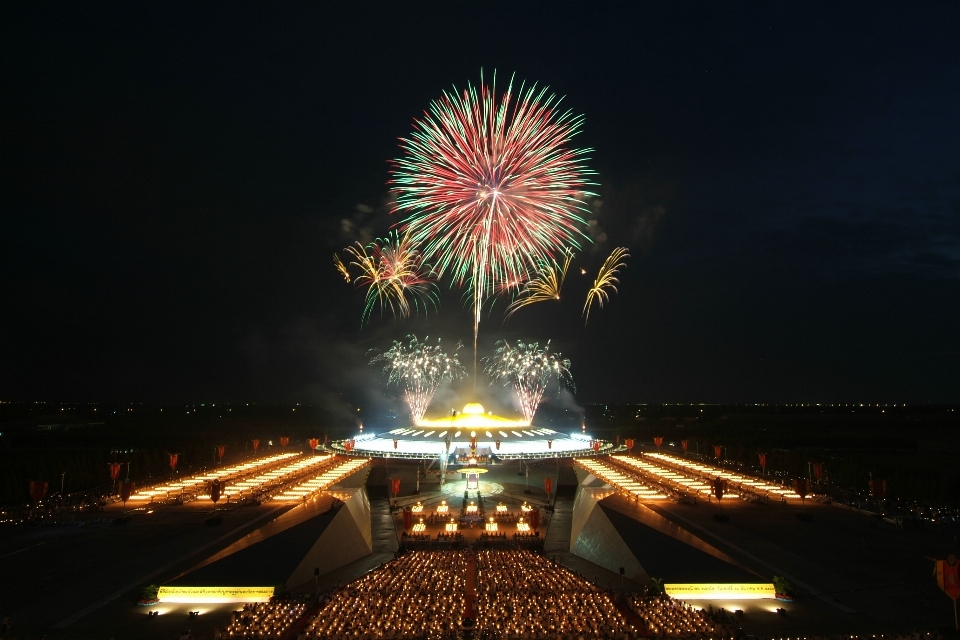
[2,3,958,408]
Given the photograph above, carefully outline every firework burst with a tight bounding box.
[343,232,437,325]
[333,254,351,282]
[584,247,629,325]
[370,335,466,422]
[504,249,573,321]
[391,72,596,354]
[483,339,573,423]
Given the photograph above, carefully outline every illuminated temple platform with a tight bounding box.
[330,402,616,459]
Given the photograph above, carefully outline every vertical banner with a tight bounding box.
[120,478,133,505]
[712,478,725,501]
[935,555,960,631]
[544,477,553,496]
[29,480,48,502]
[794,478,808,499]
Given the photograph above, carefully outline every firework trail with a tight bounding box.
[584,247,629,325]
[333,254,351,282]
[343,232,437,325]
[504,249,573,321]
[391,72,596,360]
[483,339,573,423]
[370,335,466,422]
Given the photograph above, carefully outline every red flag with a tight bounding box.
[403,508,413,530]
[714,445,723,459]
[758,452,767,470]
[653,436,663,448]
[393,439,398,450]
[252,439,260,453]
[544,478,553,495]
[495,439,501,451]
[813,463,823,481]
[391,478,401,495]
[681,439,688,452]
[217,445,226,460]
[169,453,178,470]
[470,436,477,449]
[210,479,221,503]
[592,440,601,452]
[280,436,290,448]
[712,477,725,501]
[547,439,553,449]
[120,478,133,503]
[529,508,540,531]
[309,438,319,451]
[935,556,960,601]
[794,478,808,499]
[625,438,635,451]
[29,480,48,502]
[108,462,121,481]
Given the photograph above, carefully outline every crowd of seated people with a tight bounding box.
[478,531,508,541]
[401,532,431,541]
[219,600,307,640]
[473,550,633,639]
[494,512,521,523]
[304,551,467,639]
[624,595,735,638]
[513,531,540,540]
[456,454,490,464]
[436,532,463,542]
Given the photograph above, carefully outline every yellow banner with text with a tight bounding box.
[157,586,275,603]
[663,583,776,599]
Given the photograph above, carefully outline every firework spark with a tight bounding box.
[584,247,629,325]
[483,339,573,423]
[333,254,351,282]
[344,232,437,325]
[370,335,466,422]
[504,249,573,321]
[391,72,596,355]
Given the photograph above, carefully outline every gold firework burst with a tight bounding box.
[504,250,573,321]
[584,247,629,325]
[333,253,351,282]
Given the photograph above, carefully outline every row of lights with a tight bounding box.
[224,455,337,499]
[575,458,668,500]
[644,453,801,498]
[130,453,298,499]
[272,458,370,501]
